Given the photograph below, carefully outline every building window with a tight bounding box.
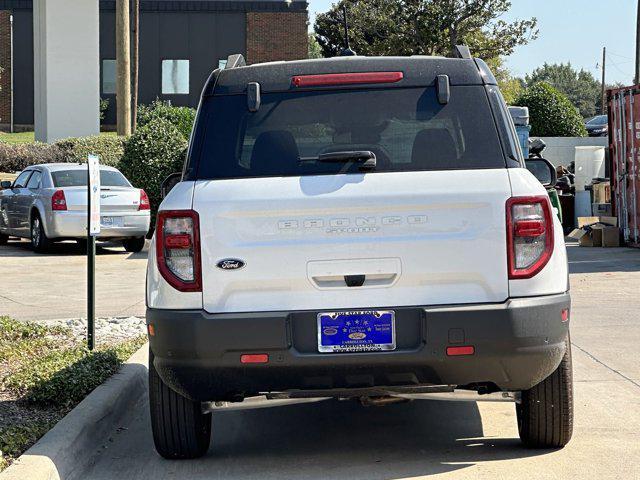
[102,60,116,94]
[162,60,189,95]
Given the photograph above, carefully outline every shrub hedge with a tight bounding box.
[0,136,125,173]
[515,82,587,137]
[118,117,187,219]
[137,100,196,141]
[56,136,125,167]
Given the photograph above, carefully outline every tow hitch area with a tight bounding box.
[201,386,520,412]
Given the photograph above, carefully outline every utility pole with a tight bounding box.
[601,47,606,115]
[116,0,132,136]
[132,0,139,132]
[636,0,640,84]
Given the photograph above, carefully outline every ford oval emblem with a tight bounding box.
[217,259,245,271]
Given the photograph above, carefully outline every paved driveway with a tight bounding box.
[74,243,640,479]
[0,239,147,321]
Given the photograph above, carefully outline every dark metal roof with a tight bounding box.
[208,56,495,96]
[0,0,308,12]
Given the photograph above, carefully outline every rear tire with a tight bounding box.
[0,232,8,245]
[123,237,145,253]
[31,213,51,253]
[149,348,212,459]
[516,337,573,448]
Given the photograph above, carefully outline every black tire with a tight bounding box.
[123,237,145,253]
[0,232,8,245]
[149,348,211,459]
[517,337,573,448]
[31,213,51,253]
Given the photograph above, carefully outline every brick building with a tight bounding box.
[0,0,308,130]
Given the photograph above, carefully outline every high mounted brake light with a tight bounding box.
[156,210,202,292]
[292,72,404,88]
[506,196,554,279]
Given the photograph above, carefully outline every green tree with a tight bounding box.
[314,0,537,59]
[308,33,323,59]
[515,82,587,137]
[525,63,600,118]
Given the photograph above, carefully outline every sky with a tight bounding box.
[307,0,637,85]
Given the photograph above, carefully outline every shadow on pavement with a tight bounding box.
[82,398,550,480]
[567,243,640,274]
[0,238,147,258]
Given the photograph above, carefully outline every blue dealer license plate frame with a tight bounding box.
[317,310,396,353]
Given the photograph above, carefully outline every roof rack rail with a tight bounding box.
[453,45,472,60]
[225,54,246,69]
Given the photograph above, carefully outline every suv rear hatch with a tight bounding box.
[190,79,512,313]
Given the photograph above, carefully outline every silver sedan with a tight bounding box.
[0,163,151,252]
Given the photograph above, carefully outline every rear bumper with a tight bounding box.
[148,293,570,401]
[46,210,150,239]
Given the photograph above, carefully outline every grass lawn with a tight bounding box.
[0,317,145,471]
[0,131,118,145]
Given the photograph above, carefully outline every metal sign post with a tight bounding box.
[87,155,101,350]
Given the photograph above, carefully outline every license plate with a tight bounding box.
[101,216,123,227]
[317,310,396,353]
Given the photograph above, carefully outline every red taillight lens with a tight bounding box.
[139,189,150,211]
[506,196,554,279]
[51,190,67,211]
[156,210,201,292]
[292,71,404,88]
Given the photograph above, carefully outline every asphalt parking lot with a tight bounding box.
[0,238,147,321]
[68,243,639,480]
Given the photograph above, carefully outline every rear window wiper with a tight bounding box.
[299,151,377,170]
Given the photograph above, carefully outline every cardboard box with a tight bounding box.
[569,216,619,247]
[601,226,620,247]
[592,203,612,216]
[593,182,611,204]
[577,216,617,228]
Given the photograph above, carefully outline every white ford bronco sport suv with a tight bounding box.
[146,50,572,459]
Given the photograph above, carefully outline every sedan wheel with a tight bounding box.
[31,214,51,253]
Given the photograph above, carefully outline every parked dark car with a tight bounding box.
[585,115,608,137]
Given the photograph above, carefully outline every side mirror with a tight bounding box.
[161,172,182,199]
[0,180,12,189]
[525,158,557,188]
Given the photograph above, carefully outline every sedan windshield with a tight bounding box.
[51,170,131,188]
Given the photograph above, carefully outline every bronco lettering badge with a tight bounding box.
[216,259,245,271]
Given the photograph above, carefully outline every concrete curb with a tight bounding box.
[0,343,149,480]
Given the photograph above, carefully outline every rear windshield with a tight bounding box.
[586,115,607,126]
[194,86,505,179]
[51,170,131,188]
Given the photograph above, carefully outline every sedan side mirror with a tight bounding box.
[161,172,182,199]
[525,158,557,188]
[0,180,12,189]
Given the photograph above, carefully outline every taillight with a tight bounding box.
[51,190,67,211]
[156,210,201,292]
[139,189,150,211]
[506,196,554,279]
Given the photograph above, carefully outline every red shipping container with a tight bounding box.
[608,86,640,247]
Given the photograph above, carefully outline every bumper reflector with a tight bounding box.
[241,354,269,364]
[147,324,155,336]
[447,346,475,356]
[561,308,569,322]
